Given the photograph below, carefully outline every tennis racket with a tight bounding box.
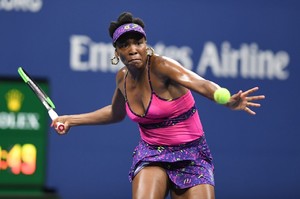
[18,67,65,132]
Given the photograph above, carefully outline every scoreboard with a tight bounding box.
[0,77,48,190]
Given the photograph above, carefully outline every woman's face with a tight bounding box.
[115,32,147,70]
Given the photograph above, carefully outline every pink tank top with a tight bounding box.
[124,63,204,146]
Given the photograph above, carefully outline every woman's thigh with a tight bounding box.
[132,165,170,199]
[170,184,215,199]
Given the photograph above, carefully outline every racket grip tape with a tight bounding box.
[48,109,65,131]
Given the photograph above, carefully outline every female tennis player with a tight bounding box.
[52,12,265,199]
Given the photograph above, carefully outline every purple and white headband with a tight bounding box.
[112,23,146,43]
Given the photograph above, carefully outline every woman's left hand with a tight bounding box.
[227,87,265,115]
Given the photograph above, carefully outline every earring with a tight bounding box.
[111,56,119,65]
[146,47,154,56]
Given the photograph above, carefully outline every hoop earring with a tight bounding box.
[146,47,154,56]
[111,56,119,65]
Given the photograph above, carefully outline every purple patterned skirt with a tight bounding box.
[129,135,215,189]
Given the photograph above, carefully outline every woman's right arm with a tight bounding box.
[52,70,127,134]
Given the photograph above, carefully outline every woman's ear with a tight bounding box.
[114,49,119,57]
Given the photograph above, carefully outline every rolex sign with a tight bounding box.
[0,77,48,189]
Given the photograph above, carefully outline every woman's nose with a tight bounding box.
[128,44,138,55]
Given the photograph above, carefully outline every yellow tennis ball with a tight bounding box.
[214,88,231,104]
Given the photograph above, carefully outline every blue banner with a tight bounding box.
[1,1,299,198]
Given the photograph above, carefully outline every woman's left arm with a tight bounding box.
[156,56,265,114]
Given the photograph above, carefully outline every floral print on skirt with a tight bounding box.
[129,135,215,189]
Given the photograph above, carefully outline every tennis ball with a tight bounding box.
[214,88,231,104]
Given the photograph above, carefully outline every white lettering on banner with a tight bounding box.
[0,112,40,130]
[197,42,289,80]
[0,0,42,12]
[69,35,290,80]
[153,43,193,70]
[70,35,121,72]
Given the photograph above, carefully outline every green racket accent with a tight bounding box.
[46,97,56,109]
[18,66,56,109]
[18,67,29,83]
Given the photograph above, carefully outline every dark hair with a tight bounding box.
[108,12,145,39]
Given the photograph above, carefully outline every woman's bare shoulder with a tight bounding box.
[116,66,127,84]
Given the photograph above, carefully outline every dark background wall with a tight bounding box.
[1,0,299,198]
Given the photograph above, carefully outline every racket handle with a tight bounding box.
[56,122,65,132]
[48,109,65,131]
[48,109,59,120]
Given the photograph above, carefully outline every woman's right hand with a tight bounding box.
[51,115,70,135]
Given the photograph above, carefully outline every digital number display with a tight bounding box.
[0,77,48,189]
[0,144,37,175]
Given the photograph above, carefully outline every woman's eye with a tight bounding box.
[120,43,128,48]
[137,40,144,45]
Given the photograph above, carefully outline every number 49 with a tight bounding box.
[6,144,37,175]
